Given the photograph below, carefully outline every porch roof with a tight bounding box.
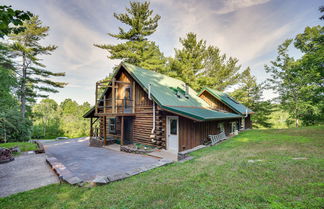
[83,106,97,118]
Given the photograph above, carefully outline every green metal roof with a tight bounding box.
[122,62,209,108]
[121,62,242,121]
[163,106,241,121]
[198,87,254,115]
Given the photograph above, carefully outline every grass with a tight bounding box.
[0,126,323,209]
[0,142,38,152]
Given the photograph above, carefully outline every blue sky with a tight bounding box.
[3,0,323,105]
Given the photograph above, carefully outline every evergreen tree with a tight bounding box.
[9,16,66,119]
[198,46,242,91]
[168,33,206,90]
[0,43,31,141]
[169,33,243,91]
[95,1,166,72]
[231,68,273,128]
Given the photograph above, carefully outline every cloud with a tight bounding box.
[215,0,271,14]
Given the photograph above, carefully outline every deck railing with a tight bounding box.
[96,98,134,114]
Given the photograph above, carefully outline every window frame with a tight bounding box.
[108,117,116,134]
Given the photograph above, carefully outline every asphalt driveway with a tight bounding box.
[43,138,162,182]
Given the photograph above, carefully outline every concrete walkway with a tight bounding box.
[0,153,59,198]
[43,138,171,184]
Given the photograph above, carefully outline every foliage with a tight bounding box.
[32,99,62,138]
[95,1,166,72]
[265,25,324,126]
[231,68,274,128]
[168,33,244,91]
[9,16,66,118]
[0,142,37,152]
[198,45,242,91]
[32,99,90,139]
[0,5,33,38]
[59,99,90,138]
[168,33,207,90]
[320,6,324,20]
[0,42,32,142]
[268,108,295,129]
[0,126,323,208]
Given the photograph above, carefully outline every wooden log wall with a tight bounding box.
[132,83,166,148]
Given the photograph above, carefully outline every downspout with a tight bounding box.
[241,109,248,130]
[148,84,156,142]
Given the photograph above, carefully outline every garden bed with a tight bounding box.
[120,143,156,154]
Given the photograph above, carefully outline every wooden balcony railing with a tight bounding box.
[96,98,134,115]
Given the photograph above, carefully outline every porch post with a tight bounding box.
[121,116,124,145]
[103,116,107,145]
[90,117,93,138]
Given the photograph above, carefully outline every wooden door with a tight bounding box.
[123,117,133,145]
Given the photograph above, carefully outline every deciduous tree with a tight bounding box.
[265,25,324,126]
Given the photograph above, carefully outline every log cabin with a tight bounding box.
[83,62,253,152]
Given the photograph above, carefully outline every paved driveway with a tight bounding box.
[0,153,59,198]
[43,138,162,182]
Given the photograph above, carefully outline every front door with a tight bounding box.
[166,116,179,153]
[123,117,133,144]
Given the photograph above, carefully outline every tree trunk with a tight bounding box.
[20,53,27,119]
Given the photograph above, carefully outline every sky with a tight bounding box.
[3,0,323,105]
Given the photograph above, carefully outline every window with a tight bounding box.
[231,122,237,134]
[218,123,225,133]
[124,86,131,100]
[108,118,116,134]
[170,119,177,135]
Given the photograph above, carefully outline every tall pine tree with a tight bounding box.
[198,45,242,91]
[169,33,244,91]
[10,16,66,118]
[231,68,273,128]
[95,1,166,72]
[168,33,206,90]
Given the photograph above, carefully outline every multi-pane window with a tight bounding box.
[218,122,225,133]
[231,122,237,134]
[108,118,116,134]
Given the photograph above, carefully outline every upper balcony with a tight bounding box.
[94,78,135,116]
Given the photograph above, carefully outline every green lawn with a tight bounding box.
[0,142,38,152]
[0,126,323,209]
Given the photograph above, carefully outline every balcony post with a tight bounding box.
[104,95,106,113]
[132,81,135,113]
[95,82,98,114]
[112,78,115,113]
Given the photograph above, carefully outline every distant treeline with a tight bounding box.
[31,99,90,140]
